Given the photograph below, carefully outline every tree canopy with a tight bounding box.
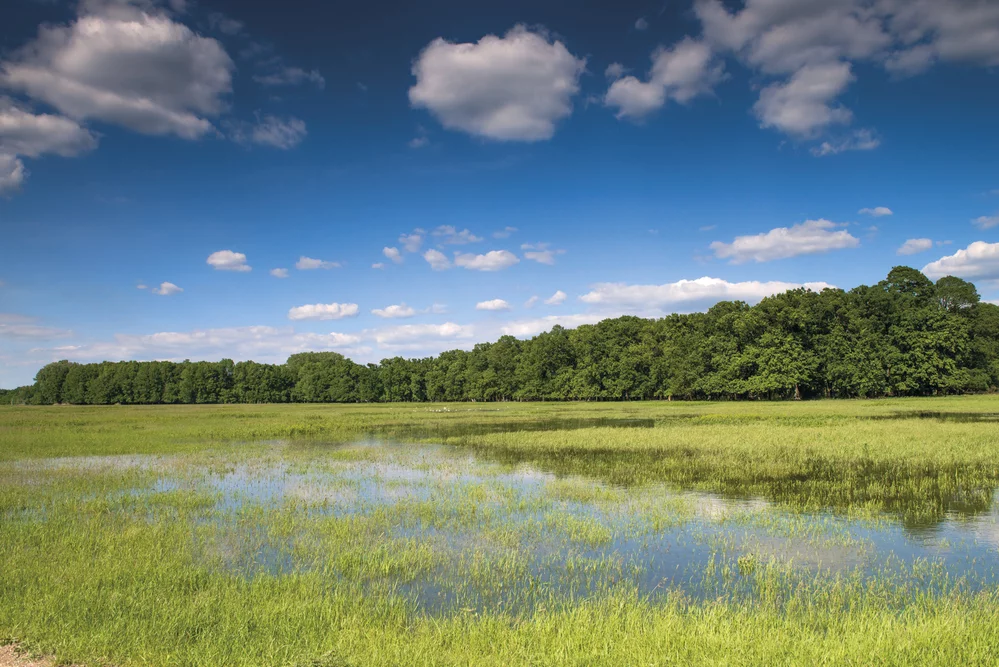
[8,268,999,405]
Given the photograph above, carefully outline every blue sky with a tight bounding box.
[1,0,998,387]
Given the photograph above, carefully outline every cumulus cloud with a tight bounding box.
[270,268,288,278]
[524,295,540,308]
[544,290,567,306]
[689,0,999,149]
[409,25,586,141]
[0,97,98,193]
[0,1,234,139]
[580,277,835,311]
[476,299,512,311]
[383,247,404,264]
[604,63,627,80]
[399,231,424,253]
[152,281,182,295]
[0,97,97,158]
[710,219,859,263]
[860,206,894,217]
[287,302,360,321]
[454,250,520,271]
[433,225,482,245]
[423,249,451,271]
[372,304,417,319]
[522,243,566,265]
[974,215,999,230]
[207,250,250,272]
[897,238,933,256]
[605,37,724,120]
[753,62,854,137]
[296,256,340,270]
[922,242,999,281]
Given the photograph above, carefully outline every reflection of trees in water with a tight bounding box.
[473,446,999,530]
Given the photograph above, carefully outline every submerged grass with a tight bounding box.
[3,397,999,665]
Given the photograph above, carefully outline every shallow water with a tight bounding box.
[10,440,999,614]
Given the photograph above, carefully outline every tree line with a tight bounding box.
[4,267,999,405]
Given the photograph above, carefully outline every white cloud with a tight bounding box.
[383,246,404,264]
[521,242,566,265]
[880,0,999,74]
[240,115,307,150]
[0,154,26,195]
[974,215,999,230]
[408,136,429,149]
[371,263,385,270]
[399,231,424,253]
[580,277,835,311]
[152,281,182,295]
[409,25,585,141]
[923,242,999,281]
[859,206,894,217]
[287,302,360,321]
[604,63,627,80]
[270,268,289,278]
[635,17,649,31]
[476,299,512,311]
[253,67,325,89]
[605,38,724,120]
[372,304,417,319]
[687,0,999,149]
[454,250,520,271]
[493,226,518,239]
[500,314,605,337]
[710,219,859,263]
[524,295,539,308]
[423,249,451,271]
[30,325,365,365]
[433,225,482,245]
[207,250,250,272]
[544,290,567,306]
[0,97,98,158]
[811,129,880,156]
[370,322,474,351]
[0,2,234,139]
[296,256,340,270]
[897,238,933,256]
[753,63,854,137]
[0,313,73,340]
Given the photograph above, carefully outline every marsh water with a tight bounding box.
[14,434,999,615]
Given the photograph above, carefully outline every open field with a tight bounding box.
[3,398,999,665]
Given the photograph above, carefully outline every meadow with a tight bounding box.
[3,397,999,665]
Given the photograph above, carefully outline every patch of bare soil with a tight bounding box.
[0,644,85,667]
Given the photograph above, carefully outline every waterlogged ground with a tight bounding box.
[4,400,999,665]
[7,438,999,616]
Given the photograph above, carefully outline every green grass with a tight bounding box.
[3,398,999,665]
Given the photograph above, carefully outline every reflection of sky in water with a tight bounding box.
[10,440,999,613]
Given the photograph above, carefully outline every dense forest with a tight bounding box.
[4,267,999,405]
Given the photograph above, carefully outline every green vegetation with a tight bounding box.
[7,267,999,406]
[3,398,999,665]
